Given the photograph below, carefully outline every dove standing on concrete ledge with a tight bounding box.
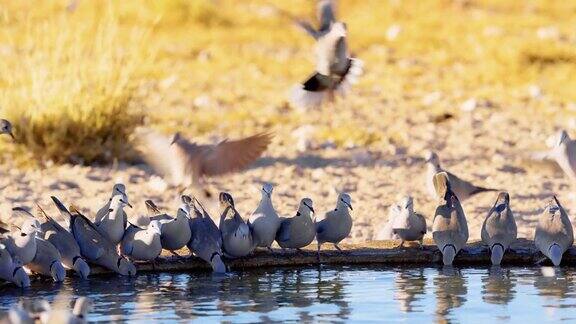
[52,197,136,276]
[432,172,469,266]
[380,196,427,248]
[120,220,163,262]
[187,197,226,273]
[535,196,573,267]
[424,151,496,201]
[481,192,517,265]
[219,192,255,258]
[147,198,192,258]
[40,202,90,279]
[94,187,133,245]
[276,198,316,251]
[135,129,272,191]
[0,242,30,287]
[0,208,41,265]
[248,183,281,252]
[27,238,66,282]
[290,21,363,110]
[316,193,353,255]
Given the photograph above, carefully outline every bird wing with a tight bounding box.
[36,204,68,234]
[199,133,272,177]
[317,0,336,32]
[50,196,73,229]
[276,218,291,243]
[134,128,181,183]
[70,213,105,260]
[297,21,321,39]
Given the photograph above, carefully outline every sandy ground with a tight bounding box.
[0,103,574,244]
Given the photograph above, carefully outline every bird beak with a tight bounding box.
[347,202,353,211]
[309,206,315,213]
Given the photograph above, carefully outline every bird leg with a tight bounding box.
[397,240,405,248]
[334,244,343,252]
[317,244,322,262]
[170,251,187,263]
[267,247,274,253]
[297,248,304,253]
[418,239,424,250]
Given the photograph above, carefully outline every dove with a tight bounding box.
[0,208,41,265]
[38,297,90,324]
[187,197,226,273]
[26,238,66,282]
[0,119,15,140]
[0,243,30,288]
[533,130,576,180]
[120,220,163,262]
[534,196,574,266]
[296,0,336,39]
[374,203,402,241]
[382,196,427,248]
[94,193,132,245]
[431,172,469,266]
[248,183,281,251]
[135,129,272,190]
[147,198,192,257]
[275,198,316,251]
[481,192,517,265]
[424,151,497,201]
[316,193,353,255]
[290,13,363,110]
[39,201,90,279]
[219,192,255,258]
[52,197,136,276]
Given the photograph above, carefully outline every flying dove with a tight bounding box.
[219,192,255,258]
[0,243,30,288]
[275,198,316,251]
[147,198,192,257]
[481,192,517,265]
[120,220,163,262]
[187,197,226,273]
[248,183,281,251]
[424,151,496,201]
[316,193,353,255]
[26,238,66,282]
[379,196,426,248]
[52,197,136,276]
[531,130,576,180]
[431,172,469,265]
[39,201,90,279]
[0,208,41,265]
[296,0,336,39]
[135,129,272,190]
[534,196,574,266]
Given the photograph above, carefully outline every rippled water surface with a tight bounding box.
[1,266,576,323]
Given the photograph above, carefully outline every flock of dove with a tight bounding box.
[2,0,576,322]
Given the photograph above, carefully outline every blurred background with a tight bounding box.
[1,0,575,165]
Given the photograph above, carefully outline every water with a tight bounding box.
[1,266,576,323]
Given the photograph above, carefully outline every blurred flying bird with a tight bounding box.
[530,130,576,180]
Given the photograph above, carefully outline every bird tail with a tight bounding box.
[490,243,505,265]
[335,58,364,96]
[289,73,332,110]
[549,243,563,266]
[442,244,457,265]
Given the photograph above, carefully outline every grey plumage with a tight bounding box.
[0,208,41,265]
[385,196,426,247]
[425,151,496,201]
[135,129,272,189]
[41,200,90,279]
[120,220,163,262]
[26,238,66,282]
[147,200,192,253]
[534,196,573,266]
[431,172,469,266]
[481,192,517,265]
[94,190,132,245]
[316,193,353,254]
[248,183,281,250]
[187,197,225,273]
[37,297,90,324]
[533,130,576,180]
[275,198,316,250]
[0,243,30,287]
[219,192,255,258]
[290,1,363,110]
[53,198,136,276]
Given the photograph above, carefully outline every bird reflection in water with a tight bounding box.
[434,266,467,323]
[482,266,516,305]
[394,267,427,313]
